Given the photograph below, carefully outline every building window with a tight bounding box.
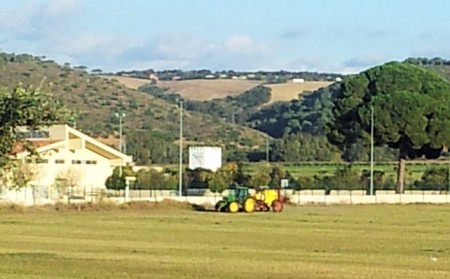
[71,160,82,164]
[86,160,97,165]
[55,159,65,164]
[36,158,48,164]
[18,130,49,139]
[25,158,33,163]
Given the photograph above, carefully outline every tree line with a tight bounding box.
[115,69,342,83]
[404,57,450,66]
[104,163,450,194]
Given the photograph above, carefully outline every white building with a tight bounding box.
[292,78,305,83]
[1,124,132,203]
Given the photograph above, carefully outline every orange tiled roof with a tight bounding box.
[12,140,57,155]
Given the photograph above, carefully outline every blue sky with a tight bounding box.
[1,0,449,73]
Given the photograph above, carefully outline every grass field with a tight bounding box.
[1,203,450,278]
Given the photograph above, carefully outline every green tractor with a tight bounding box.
[215,185,255,213]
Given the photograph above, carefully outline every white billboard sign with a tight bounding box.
[189,146,222,172]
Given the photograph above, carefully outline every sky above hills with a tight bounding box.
[0,0,449,74]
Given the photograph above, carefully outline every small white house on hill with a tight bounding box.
[292,78,305,83]
[1,125,133,203]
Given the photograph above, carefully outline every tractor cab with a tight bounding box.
[226,185,249,202]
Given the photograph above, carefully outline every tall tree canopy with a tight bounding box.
[328,62,450,193]
[0,85,69,167]
[247,85,339,138]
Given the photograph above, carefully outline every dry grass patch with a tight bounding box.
[104,76,263,101]
[101,75,152,89]
[157,79,262,101]
[265,81,332,104]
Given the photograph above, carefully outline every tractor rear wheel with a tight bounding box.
[272,200,283,212]
[228,201,239,213]
[243,198,255,213]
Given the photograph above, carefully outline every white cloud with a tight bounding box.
[51,33,144,70]
[46,31,212,71]
[0,0,80,41]
[152,33,214,61]
[43,0,80,17]
[279,54,389,74]
[223,35,270,56]
[207,35,276,70]
[48,31,278,72]
[281,54,352,73]
[59,33,128,56]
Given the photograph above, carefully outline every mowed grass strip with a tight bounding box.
[0,205,449,278]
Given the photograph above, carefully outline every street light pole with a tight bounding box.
[370,106,374,196]
[447,152,450,192]
[179,101,183,197]
[115,112,126,177]
[119,116,123,152]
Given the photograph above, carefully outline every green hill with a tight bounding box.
[0,53,268,164]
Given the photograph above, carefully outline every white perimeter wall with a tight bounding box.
[4,189,450,206]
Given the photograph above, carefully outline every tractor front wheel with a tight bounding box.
[243,198,255,213]
[272,200,283,212]
[228,201,239,213]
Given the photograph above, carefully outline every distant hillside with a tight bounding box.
[0,58,172,136]
[0,53,269,164]
[112,74,333,106]
[109,76,262,101]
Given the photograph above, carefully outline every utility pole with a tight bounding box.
[370,106,374,196]
[448,152,450,192]
[179,101,183,197]
[266,138,270,162]
[115,112,126,177]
